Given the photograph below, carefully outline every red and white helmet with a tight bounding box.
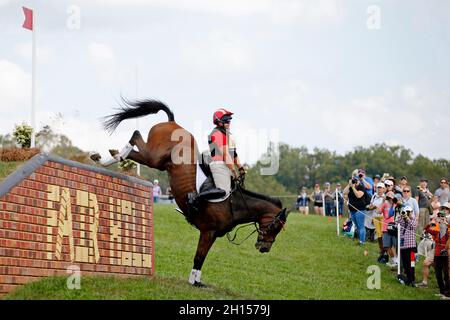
[213,108,233,125]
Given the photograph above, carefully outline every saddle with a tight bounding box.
[187,152,232,213]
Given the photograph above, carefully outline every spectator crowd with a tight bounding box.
[295,171,450,300]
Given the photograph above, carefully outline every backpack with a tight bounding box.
[362,189,372,207]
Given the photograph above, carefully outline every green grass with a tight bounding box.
[4,204,441,300]
[0,161,23,182]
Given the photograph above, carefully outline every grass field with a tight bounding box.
[0,161,23,181]
[3,204,442,300]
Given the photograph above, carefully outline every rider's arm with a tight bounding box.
[234,154,242,170]
[223,144,236,173]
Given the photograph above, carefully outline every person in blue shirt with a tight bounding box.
[353,168,374,197]
[296,186,310,215]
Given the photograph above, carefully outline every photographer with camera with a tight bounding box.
[424,203,450,299]
[344,172,369,245]
[354,168,374,197]
[397,205,418,286]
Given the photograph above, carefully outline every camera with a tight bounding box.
[358,173,364,178]
[351,176,358,184]
[440,249,448,257]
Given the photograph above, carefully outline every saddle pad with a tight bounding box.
[196,161,230,203]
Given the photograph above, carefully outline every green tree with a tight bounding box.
[12,123,33,148]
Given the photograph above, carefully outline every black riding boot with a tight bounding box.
[187,187,226,215]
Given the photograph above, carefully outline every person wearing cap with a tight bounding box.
[435,178,450,206]
[153,179,162,203]
[296,186,310,215]
[397,205,418,286]
[389,177,403,196]
[401,185,419,221]
[368,182,386,252]
[310,183,324,215]
[384,179,394,194]
[415,178,433,235]
[323,182,335,216]
[379,191,398,266]
[344,174,367,245]
[354,168,374,197]
[372,174,381,194]
[424,204,450,299]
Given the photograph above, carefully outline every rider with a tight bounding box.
[208,108,246,198]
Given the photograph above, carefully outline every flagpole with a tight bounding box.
[30,10,36,148]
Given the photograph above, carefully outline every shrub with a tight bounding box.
[119,159,137,175]
[0,148,40,162]
[12,123,33,149]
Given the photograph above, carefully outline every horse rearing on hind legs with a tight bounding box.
[93,99,288,286]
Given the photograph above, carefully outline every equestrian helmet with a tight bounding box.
[213,108,233,125]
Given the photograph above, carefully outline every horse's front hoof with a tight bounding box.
[108,149,119,157]
[89,152,101,162]
[193,281,206,288]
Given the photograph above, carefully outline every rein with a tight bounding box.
[226,176,260,246]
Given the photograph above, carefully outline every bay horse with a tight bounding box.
[93,99,288,286]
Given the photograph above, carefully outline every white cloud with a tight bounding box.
[269,79,448,159]
[402,85,416,101]
[88,42,116,83]
[182,30,252,71]
[0,59,31,117]
[0,0,13,6]
[14,42,53,64]
[79,0,339,24]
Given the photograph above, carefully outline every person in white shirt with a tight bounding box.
[368,182,386,256]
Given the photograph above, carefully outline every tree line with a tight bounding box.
[2,126,448,200]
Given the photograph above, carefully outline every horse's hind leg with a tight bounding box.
[129,130,147,153]
[126,150,149,166]
[189,231,216,287]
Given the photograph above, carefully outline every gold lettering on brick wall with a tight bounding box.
[55,187,74,261]
[45,185,151,267]
[48,186,101,263]
[109,197,151,267]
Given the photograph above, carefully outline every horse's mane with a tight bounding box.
[240,188,282,209]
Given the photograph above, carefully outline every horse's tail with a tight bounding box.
[103,98,175,133]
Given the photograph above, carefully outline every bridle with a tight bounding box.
[226,174,285,246]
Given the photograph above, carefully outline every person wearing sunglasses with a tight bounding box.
[424,203,450,299]
[435,178,450,206]
[397,205,418,287]
[207,108,245,197]
[401,186,419,221]
[187,108,245,210]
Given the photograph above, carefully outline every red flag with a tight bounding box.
[22,7,33,31]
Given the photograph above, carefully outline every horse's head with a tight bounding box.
[255,208,288,253]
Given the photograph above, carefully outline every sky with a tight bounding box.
[0,0,449,165]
